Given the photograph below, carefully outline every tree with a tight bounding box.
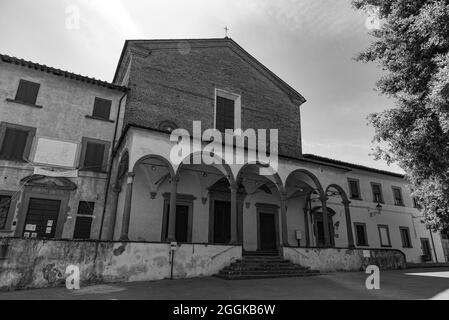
[352,0,449,231]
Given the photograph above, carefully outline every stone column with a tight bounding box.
[119,173,135,240]
[166,176,178,241]
[343,199,355,248]
[230,184,238,244]
[303,210,310,247]
[280,192,289,246]
[320,195,331,247]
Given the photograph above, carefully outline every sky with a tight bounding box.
[0,0,402,173]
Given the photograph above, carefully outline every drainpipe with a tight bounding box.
[98,90,128,240]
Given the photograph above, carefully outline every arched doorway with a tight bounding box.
[236,163,284,252]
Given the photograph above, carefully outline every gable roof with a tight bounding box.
[112,37,306,105]
[1,53,128,92]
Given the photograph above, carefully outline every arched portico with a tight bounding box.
[325,184,355,248]
[171,152,238,244]
[237,163,285,251]
[118,154,175,240]
[285,169,332,247]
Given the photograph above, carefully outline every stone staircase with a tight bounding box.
[216,251,320,280]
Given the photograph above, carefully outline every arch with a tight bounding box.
[324,183,355,248]
[132,154,176,178]
[285,169,324,196]
[236,162,284,194]
[175,151,235,186]
[325,184,349,203]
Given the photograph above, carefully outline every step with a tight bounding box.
[226,263,308,269]
[235,259,291,264]
[215,272,320,280]
[223,265,310,271]
[219,269,319,276]
[243,251,280,256]
[238,257,285,262]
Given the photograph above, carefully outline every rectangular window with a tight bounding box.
[0,195,12,230]
[79,138,109,173]
[377,224,391,247]
[392,187,404,206]
[0,123,36,162]
[15,79,40,105]
[400,227,412,248]
[348,178,361,200]
[0,127,28,161]
[92,97,112,120]
[73,201,94,239]
[371,182,384,203]
[215,95,235,132]
[354,222,368,246]
[413,197,422,209]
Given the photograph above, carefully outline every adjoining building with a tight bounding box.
[0,54,128,240]
[0,38,445,265]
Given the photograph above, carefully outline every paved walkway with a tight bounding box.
[1,267,449,300]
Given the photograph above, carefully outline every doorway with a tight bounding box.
[23,198,61,239]
[259,212,277,250]
[213,200,231,244]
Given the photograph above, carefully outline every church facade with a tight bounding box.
[0,38,446,266]
[104,38,446,264]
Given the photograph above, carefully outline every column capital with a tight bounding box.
[169,176,179,183]
[229,183,238,192]
[319,195,329,202]
[280,191,288,201]
[342,199,351,206]
[126,172,135,184]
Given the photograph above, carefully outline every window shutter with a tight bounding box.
[393,188,403,205]
[0,195,12,229]
[73,201,94,239]
[15,80,40,104]
[0,128,28,160]
[216,96,234,132]
[83,142,105,172]
[349,180,359,198]
[92,98,112,120]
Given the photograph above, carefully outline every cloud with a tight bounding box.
[79,0,144,38]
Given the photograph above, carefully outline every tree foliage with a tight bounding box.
[353,0,449,231]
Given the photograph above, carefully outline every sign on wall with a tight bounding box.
[33,137,78,168]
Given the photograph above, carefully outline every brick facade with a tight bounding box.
[114,39,306,158]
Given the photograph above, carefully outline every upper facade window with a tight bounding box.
[15,79,40,105]
[216,96,234,132]
[347,178,361,200]
[92,97,112,121]
[371,182,384,203]
[413,197,422,209]
[79,137,110,172]
[392,186,404,206]
[214,89,241,132]
[0,122,36,161]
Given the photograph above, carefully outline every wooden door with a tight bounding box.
[213,200,231,244]
[259,212,277,250]
[23,198,61,239]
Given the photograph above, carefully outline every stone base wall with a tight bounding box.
[283,247,406,272]
[0,238,241,291]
